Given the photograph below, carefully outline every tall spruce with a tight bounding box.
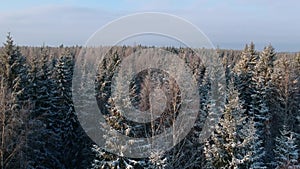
[26,48,65,168]
[251,45,276,165]
[52,50,76,168]
[0,33,30,169]
[234,42,258,116]
[0,33,28,108]
[204,81,253,169]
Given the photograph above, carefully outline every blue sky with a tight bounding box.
[0,0,299,51]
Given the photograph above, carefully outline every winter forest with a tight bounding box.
[0,33,299,169]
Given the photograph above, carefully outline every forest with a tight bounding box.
[0,33,299,169]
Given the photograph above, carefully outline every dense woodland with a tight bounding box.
[0,33,299,169]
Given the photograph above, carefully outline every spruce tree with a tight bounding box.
[0,33,29,169]
[234,42,258,116]
[250,128,267,169]
[272,55,299,151]
[52,51,76,168]
[0,33,28,108]
[204,81,253,169]
[251,44,276,142]
[26,49,65,169]
[273,125,300,169]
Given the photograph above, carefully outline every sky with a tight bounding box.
[0,0,299,51]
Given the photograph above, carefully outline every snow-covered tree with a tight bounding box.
[273,125,300,169]
[0,33,28,109]
[204,81,253,169]
[250,123,267,169]
[26,48,65,169]
[0,78,30,169]
[52,50,77,168]
[250,94,269,167]
[234,42,258,115]
[0,33,23,88]
[248,44,276,166]
[0,33,30,169]
[271,55,300,156]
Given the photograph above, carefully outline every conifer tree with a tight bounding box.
[273,125,300,169]
[26,48,65,169]
[52,51,76,168]
[234,42,258,115]
[272,55,299,147]
[0,33,28,108]
[251,45,276,136]
[204,81,253,169]
[250,128,267,169]
[0,33,30,169]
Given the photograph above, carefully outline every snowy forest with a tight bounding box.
[0,33,299,169]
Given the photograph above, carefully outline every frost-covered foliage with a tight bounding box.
[0,34,299,168]
[204,81,254,169]
[273,125,300,169]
